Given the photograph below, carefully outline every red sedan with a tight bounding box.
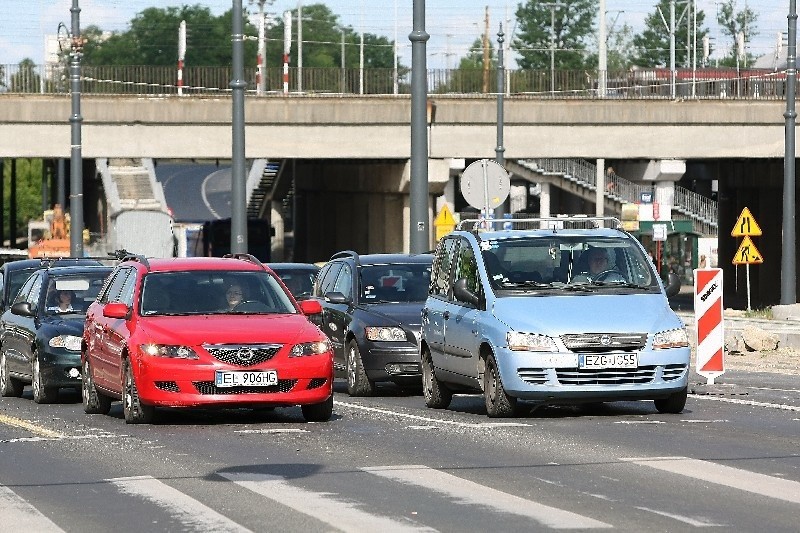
[81,254,333,424]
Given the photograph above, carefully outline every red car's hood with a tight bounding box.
[136,314,325,346]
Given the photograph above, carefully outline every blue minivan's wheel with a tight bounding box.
[422,347,451,409]
[484,354,517,418]
[654,387,687,414]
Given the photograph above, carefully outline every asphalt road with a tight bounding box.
[153,163,232,222]
[1,372,798,532]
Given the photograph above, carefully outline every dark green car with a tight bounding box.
[0,264,112,403]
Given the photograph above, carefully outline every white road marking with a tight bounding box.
[746,386,800,393]
[0,434,118,444]
[0,486,64,531]
[362,465,612,530]
[109,476,252,532]
[635,506,724,527]
[334,400,530,428]
[681,419,729,423]
[689,394,800,411]
[234,428,309,434]
[620,457,800,505]
[219,471,433,533]
[614,420,665,424]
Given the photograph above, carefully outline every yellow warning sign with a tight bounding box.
[434,204,457,240]
[732,235,764,265]
[731,207,762,237]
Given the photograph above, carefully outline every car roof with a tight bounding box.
[132,256,267,273]
[332,253,433,267]
[41,265,114,276]
[267,262,319,271]
[466,227,628,241]
[2,258,101,271]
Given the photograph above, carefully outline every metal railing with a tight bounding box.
[0,63,791,100]
[519,158,718,236]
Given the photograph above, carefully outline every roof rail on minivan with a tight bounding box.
[456,216,624,232]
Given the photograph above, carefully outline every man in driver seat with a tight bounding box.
[585,247,610,277]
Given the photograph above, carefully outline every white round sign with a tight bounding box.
[459,159,510,210]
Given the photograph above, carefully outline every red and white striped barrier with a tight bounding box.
[694,268,725,384]
[177,59,184,96]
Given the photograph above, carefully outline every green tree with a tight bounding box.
[513,0,596,70]
[632,0,710,68]
[2,159,45,244]
[10,59,41,93]
[83,5,258,66]
[716,0,759,67]
[607,23,636,71]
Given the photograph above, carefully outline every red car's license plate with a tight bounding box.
[215,370,278,387]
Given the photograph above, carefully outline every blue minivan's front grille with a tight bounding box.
[662,364,688,381]
[557,365,657,385]
[518,368,549,385]
[561,333,647,351]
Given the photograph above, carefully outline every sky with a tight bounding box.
[0,1,789,70]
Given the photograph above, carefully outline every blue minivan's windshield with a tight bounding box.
[140,271,297,315]
[480,236,658,291]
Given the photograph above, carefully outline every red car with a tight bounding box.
[81,254,333,424]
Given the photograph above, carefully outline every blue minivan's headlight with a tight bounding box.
[507,331,557,352]
[140,344,199,359]
[365,327,406,341]
[49,335,82,351]
[290,340,332,357]
[652,328,689,349]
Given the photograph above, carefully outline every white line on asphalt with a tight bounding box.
[0,486,64,532]
[689,394,800,411]
[681,419,729,423]
[614,420,666,424]
[234,428,309,434]
[334,400,530,428]
[361,465,612,530]
[109,475,252,532]
[635,506,725,527]
[0,434,118,444]
[746,386,800,393]
[620,456,800,505]
[219,471,434,533]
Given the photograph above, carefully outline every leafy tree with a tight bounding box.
[607,23,636,71]
[513,0,596,70]
[2,159,45,244]
[434,37,495,93]
[632,0,710,68]
[11,59,41,93]
[83,5,258,66]
[716,0,759,67]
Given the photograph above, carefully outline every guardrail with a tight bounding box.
[0,64,791,100]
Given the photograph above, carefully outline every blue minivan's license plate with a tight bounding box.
[579,354,638,369]
[215,370,278,387]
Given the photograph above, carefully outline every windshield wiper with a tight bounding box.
[591,281,646,289]
[561,284,596,292]
[497,280,552,290]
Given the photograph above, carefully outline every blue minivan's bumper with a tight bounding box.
[496,346,690,403]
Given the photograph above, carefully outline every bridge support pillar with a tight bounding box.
[271,201,285,262]
[539,182,551,218]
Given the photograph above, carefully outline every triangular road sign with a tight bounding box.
[732,235,764,265]
[731,207,762,237]
[434,204,456,226]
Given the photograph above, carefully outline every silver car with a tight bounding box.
[420,216,690,418]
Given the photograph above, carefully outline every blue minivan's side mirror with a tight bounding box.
[453,278,481,308]
[664,272,681,298]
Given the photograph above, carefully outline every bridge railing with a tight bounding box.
[0,64,791,100]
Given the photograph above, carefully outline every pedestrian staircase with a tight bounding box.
[98,158,167,213]
[510,158,718,236]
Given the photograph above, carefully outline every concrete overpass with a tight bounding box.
[0,94,796,308]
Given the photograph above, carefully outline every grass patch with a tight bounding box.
[743,307,773,319]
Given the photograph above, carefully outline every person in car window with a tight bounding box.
[586,247,611,276]
[225,282,245,310]
[48,290,75,313]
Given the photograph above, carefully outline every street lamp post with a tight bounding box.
[409,0,429,253]
[231,0,247,255]
[69,0,84,257]
[781,0,797,304]
[494,24,506,221]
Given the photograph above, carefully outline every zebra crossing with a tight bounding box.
[1,457,798,531]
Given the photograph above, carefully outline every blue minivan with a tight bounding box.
[420,216,690,417]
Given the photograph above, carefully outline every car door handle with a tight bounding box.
[443,311,450,320]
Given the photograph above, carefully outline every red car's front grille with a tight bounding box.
[203,344,282,367]
[192,379,297,395]
[307,378,327,389]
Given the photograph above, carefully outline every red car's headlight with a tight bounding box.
[290,340,331,357]
[140,344,199,359]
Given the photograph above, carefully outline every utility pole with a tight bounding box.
[69,0,84,257]
[482,6,490,93]
[542,3,564,95]
[283,10,291,94]
[409,0,429,253]
[297,1,303,92]
[598,0,607,97]
[781,0,797,304]
[231,0,247,255]
[494,24,506,221]
[178,20,186,96]
[254,0,269,96]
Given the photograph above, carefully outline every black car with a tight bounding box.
[267,262,320,301]
[313,251,433,396]
[0,258,102,315]
[0,264,112,403]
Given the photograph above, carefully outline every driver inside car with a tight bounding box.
[225,282,245,310]
[586,247,611,277]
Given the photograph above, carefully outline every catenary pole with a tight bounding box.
[409,0,429,253]
[69,0,84,257]
[231,0,247,255]
[781,1,797,304]
[494,24,506,221]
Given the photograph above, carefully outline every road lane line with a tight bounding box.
[334,400,530,428]
[109,476,252,532]
[361,465,612,530]
[0,414,64,438]
[219,471,434,533]
[620,457,800,505]
[0,486,64,531]
[635,506,725,527]
[689,394,800,411]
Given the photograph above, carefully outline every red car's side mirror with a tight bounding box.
[299,299,322,315]
[103,302,130,319]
